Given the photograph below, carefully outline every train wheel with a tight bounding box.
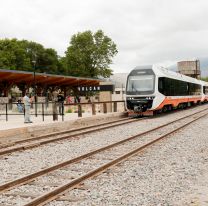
[162,106,168,113]
[168,105,172,111]
[183,103,188,109]
[178,103,184,109]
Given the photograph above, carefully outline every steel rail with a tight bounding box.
[1,104,205,150]
[0,104,205,152]
[0,107,207,194]
[0,117,132,149]
[0,118,141,156]
[23,110,208,206]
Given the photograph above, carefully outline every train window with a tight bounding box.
[188,83,201,95]
[203,86,208,95]
[126,75,154,94]
[158,77,201,96]
[158,78,164,92]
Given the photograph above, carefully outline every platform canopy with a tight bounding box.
[0,69,101,87]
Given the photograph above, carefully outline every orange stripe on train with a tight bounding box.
[155,97,202,110]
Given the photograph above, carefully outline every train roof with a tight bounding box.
[134,65,153,70]
[155,66,208,86]
[131,65,208,85]
[155,66,199,83]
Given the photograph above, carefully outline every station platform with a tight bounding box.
[0,112,127,142]
[0,113,94,130]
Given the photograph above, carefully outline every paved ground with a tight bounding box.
[0,112,106,131]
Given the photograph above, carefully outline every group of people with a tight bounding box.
[16,91,81,123]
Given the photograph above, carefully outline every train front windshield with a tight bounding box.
[126,75,154,94]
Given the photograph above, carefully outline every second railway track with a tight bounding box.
[0,117,142,156]
[0,107,208,205]
[0,104,206,157]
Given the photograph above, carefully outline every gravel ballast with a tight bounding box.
[47,109,208,206]
[1,105,208,205]
[0,106,206,185]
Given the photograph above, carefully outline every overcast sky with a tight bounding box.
[0,0,208,73]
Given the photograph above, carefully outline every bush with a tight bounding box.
[66,108,72,113]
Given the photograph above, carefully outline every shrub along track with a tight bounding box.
[0,107,208,206]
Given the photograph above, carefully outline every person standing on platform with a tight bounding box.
[52,89,59,120]
[66,95,71,104]
[57,92,64,115]
[17,99,24,113]
[23,92,33,123]
[75,95,81,103]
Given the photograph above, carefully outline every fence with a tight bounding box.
[0,101,125,122]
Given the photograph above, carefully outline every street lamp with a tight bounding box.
[32,59,37,116]
[32,59,36,96]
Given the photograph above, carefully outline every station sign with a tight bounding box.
[77,85,114,92]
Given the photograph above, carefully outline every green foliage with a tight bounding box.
[0,38,61,74]
[65,30,118,78]
[201,77,208,82]
[66,108,73,113]
[0,39,30,70]
[0,30,118,79]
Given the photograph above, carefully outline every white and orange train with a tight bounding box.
[126,65,208,115]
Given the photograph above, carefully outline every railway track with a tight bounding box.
[0,104,205,157]
[0,107,208,206]
[0,117,142,156]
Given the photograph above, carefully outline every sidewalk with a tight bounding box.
[0,112,104,131]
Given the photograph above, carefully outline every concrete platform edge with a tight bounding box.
[0,112,128,140]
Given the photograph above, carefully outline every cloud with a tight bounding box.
[0,0,208,73]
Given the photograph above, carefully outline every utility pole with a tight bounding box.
[32,56,37,117]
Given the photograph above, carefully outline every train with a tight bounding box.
[125,65,208,115]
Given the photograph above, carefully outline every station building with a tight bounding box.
[0,69,124,114]
[0,69,100,102]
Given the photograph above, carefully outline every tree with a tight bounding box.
[0,38,61,74]
[0,39,30,70]
[201,77,208,82]
[23,41,60,74]
[65,30,118,78]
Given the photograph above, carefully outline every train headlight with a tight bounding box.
[146,97,154,100]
